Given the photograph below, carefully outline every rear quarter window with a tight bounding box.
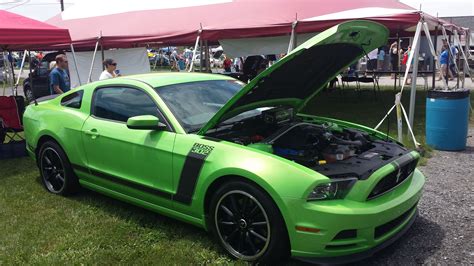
[61,90,83,109]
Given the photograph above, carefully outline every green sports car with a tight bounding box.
[23,20,425,264]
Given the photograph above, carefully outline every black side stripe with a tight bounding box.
[173,152,207,204]
[71,163,173,200]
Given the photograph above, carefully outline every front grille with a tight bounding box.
[325,244,358,250]
[374,204,417,239]
[368,157,418,200]
[333,229,357,240]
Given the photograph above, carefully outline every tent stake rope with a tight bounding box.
[373,20,425,148]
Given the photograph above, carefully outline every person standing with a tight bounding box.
[390,41,402,79]
[376,47,385,71]
[99,59,119,80]
[437,45,453,81]
[49,54,70,94]
[223,56,232,72]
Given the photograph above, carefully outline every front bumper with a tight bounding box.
[286,168,425,262]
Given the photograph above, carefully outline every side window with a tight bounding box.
[92,87,161,123]
[61,90,83,109]
[37,61,49,76]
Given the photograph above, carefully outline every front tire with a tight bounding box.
[209,180,290,263]
[38,141,79,195]
[23,85,34,104]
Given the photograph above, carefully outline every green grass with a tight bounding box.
[0,158,234,264]
[1,86,472,263]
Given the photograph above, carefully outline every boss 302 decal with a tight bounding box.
[174,143,214,204]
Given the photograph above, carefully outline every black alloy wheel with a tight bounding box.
[210,180,289,263]
[39,141,79,195]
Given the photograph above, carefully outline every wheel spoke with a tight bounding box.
[237,231,244,253]
[251,221,268,227]
[249,229,267,242]
[245,231,258,255]
[224,228,239,242]
[220,205,235,219]
[43,155,52,166]
[219,221,236,226]
[56,173,65,183]
[228,194,240,216]
[240,196,248,214]
[248,204,259,217]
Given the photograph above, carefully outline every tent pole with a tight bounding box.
[199,38,203,72]
[8,51,16,96]
[100,35,105,70]
[189,29,202,72]
[432,26,438,89]
[394,29,400,91]
[205,40,210,72]
[423,22,447,89]
[15,50,27,96]
[408,24,421,132]
[70,43,82,85]
[287,20,298,53]
[448,27,453,86]
[28,51,37,105]
[454,28,460,88]
[88,39,100,83]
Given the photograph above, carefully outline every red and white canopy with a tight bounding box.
[47,0,461,48]
[0,10,71,50]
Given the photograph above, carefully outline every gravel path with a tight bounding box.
[357,125,474,265]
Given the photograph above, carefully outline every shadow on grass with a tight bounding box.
[65,185,220,249]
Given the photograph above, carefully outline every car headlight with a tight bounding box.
[307,178,357,201]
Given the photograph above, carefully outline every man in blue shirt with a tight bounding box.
[49,54,71,94]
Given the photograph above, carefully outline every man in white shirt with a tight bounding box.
[99,59,118,80]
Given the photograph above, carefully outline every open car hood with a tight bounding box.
[198,20,388,135]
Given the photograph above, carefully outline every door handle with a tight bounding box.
[85,129,100,138]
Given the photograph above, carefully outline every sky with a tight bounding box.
[0,0,473,21]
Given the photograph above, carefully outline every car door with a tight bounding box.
[32,61,51,98]
[81,85,175,206]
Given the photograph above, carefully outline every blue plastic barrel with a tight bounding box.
[426,89,470,151]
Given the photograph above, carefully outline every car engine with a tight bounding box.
[207,107,411,180]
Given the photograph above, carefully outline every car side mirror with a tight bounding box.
[126,115,166,130]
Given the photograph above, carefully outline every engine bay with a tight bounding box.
[207,107,411,180]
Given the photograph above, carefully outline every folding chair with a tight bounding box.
[357,72,380,98]
[0,96,24,143]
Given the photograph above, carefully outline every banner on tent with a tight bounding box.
[219,33,316,58]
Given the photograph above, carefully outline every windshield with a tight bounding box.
[155,80,244,132]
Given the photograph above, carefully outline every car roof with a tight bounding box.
[121,72,235,88]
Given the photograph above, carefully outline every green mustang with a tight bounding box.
[23,21,424,264]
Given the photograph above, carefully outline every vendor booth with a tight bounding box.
[0,10,71,159]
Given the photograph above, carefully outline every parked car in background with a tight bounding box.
[23,52,63,103]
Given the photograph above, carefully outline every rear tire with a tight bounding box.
[209,180,290,263]
[38,141,79,195]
